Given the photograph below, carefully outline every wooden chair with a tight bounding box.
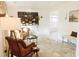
[5,36,37,57]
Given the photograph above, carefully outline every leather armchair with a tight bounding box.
[5,37,37,57]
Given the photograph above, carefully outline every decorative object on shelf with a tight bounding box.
[0,1,6,17]
[69,10,79,22]
[18,12,39,25]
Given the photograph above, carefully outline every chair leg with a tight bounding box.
[11,53,13,57]
[8,50,9,57]
[36,52,38,57]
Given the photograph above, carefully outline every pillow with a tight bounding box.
[20,28,30,40]
[71,31,77,37]
[18,40,26,48]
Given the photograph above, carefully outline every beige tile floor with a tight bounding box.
[37,37,76,57]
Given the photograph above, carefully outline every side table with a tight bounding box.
[27,35,38,44]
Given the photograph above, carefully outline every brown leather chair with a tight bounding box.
[5,37,37,57]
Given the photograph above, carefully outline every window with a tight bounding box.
[50,16,58,23]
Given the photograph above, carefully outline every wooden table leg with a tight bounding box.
[36,52,38,57]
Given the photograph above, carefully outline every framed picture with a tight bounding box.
[18,12,39,25]
[69,10,79,22]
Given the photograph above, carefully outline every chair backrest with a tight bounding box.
[5,37,21,56]
[71,31,77,37]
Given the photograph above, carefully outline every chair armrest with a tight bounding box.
[18,42,35,56]
[26,42,37,48]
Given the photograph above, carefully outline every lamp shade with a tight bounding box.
[0,17,21,30]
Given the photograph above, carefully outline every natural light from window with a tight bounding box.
[50,16,58,23]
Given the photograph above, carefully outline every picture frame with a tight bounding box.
[18,12,39,25]
[69,10,79,22]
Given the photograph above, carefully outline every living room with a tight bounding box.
[0,1,79,57]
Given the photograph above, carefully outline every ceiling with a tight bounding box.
[4,1,79,17]
[6,1,79,7]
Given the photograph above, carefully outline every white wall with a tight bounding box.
[0,31,5,56]
[53,3,79,57]
[6,2,51,39]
